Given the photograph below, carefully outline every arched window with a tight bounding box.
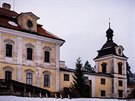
[43,71,51,87]
[25,70,33,85]
[118,62,122,74]
[4,39,14,57]
[3,66,13,81]
[26,43,34,60]
[43,47,51,63]
[101,62,107,73]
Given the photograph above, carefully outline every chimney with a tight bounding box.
[2,3,11,10]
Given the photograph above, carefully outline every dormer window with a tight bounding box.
[27,20,33,28]
[17,12,39,32]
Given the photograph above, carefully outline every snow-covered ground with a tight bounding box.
[0,96,133,101]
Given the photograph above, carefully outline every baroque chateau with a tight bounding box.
[0,3,128,98]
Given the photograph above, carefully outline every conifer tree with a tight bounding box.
[70,57,89,98]
[83,61,95,73]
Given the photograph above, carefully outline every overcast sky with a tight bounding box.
[0,0,135,72]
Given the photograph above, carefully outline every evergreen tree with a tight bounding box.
[83,61,95,73]
[70,57,89,98]
[126,62,133,85]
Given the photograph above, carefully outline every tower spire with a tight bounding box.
[106,18,114,42]
[109,18,110,28]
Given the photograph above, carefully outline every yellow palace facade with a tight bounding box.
[0,3,128,98]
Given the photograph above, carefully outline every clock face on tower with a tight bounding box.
[27,19,33,28]
[115,46,124,56]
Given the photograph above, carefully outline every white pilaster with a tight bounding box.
[36,40,42,87]
[55,44,60,92]
[0,32,2,60]
[123,61,127,98]
[92,76,95,97]
[95,62,98,73]
[113,58,117,97]
[17,37,23,82]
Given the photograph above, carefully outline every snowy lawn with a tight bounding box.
[0,96,132,101]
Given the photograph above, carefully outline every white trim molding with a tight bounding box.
[55,44,60,92]
[17,37,23,82]
[0,27,64,46]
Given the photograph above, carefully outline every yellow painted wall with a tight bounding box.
[59,71,74,92]
[95,76,112,97]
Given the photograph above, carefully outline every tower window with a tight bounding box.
[101,63,107,73]
[118,90,123,97]
[101,78,105,85]
[64,74,69,81]
[118,62,122,74]
[27,48,33,60]
[101,90,106,96]
[44,51,50,63]
[6,44,12,57]
[118,80,123,86]
[26,72,33,85]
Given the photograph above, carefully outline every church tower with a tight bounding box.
[94,23,128,98]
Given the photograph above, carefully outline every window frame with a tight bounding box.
[44,51,50,63]
[25,43,34,61]
[26,72,33,85]
[4,39,14,58]
[101,78,105,85]
[27,47,33,60]
[118,90,123,97]
[101,63,107,73]
[118,80,123,86]
[118,62,122,75]
[64,74,70,81]
[44,74,50,87]
[101,90,106,97]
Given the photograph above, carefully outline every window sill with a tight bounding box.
[26,60,33,66]
[5,57,13,62]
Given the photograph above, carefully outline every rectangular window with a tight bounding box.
[27,48,33,60]
[118,67,122,74]
[118,80,123,86]
[44,51,50,63]
[101,90,106,96]
[118,63,122,74]
[101,63,107,73]
[5,71,12,81]
[26,73,33,85]
[6,44,12,57]
[64,74,69,81]
[101,78,105,85]
[44,75,50,87]
[118,90,123,97]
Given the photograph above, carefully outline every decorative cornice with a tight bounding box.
[0,27,64,46]
[94,54,128,62]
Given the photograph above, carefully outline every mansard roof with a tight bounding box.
[0,7,65,43]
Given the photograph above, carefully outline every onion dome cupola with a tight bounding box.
[106,23,114,42]
[94,23,127,59]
